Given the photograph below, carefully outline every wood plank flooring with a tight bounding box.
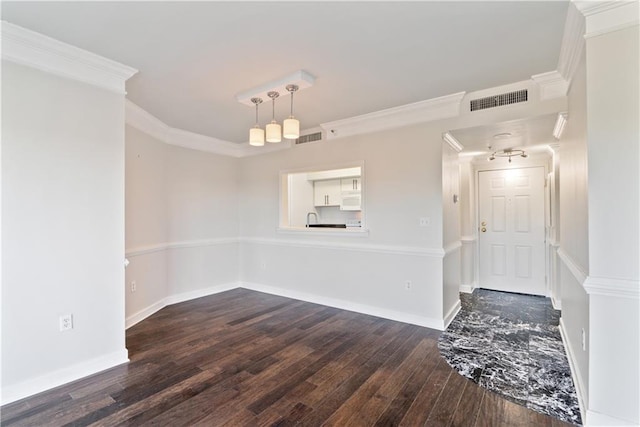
[1,289,573,426]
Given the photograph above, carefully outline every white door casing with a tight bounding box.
[478,167,546,296]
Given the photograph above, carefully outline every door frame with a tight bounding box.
[472,153,552,296]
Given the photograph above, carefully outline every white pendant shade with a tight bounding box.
[266,121,281,143]
[249,126,265,146]
[283,117,300,139]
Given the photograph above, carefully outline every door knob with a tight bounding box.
[481,227,487,232]
[481,221,487,226]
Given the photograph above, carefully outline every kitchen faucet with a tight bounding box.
[306,212,318,227]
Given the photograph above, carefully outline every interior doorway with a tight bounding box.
[477,166,546,295]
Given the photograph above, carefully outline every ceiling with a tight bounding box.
[1,1,569,144]
[451,113,560,155]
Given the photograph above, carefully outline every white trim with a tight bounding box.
[1,21,137,94]
[239,282,446,330]
[443,241,462,256]
[557,247,588,285]
[168,238,238,250]
[125,238,238,258]
[125,282,239,329]
[461,235,477,243]
[125,242,168,257]
[276,227,370,238]
[586,410,639,426]
[531,71,570,100]
[459,282,477,294]
[443,132,464,153]
[125,299,166,329]
[443,299,461,329]
[165,282,239,306]
[559,317,588,424]
[239,236,445,257]
[551,295,562,311]
[558,3,586,83]
[320,92,465,141]
[575,0,639,39]
[0,349,129,406]
[583,276,640,299]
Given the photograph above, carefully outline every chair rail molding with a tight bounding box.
[239,236,445,258]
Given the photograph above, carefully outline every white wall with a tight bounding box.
[239,124,447,328]
[442,142,461,322]
[584,24,639,425]
[557,48,591,415]
[1,61,128,402]
[124,126,240,326]
[459,160,476,292]
[125,126,168,321]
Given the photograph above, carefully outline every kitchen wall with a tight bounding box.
[239,123,448,328]
[1,61,128,402]
[124,125,240,327]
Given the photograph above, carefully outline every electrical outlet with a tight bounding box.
[581,328,586,351]
[131,281,137,292]
[59,314,73,332]
[405,280,412,290]
[261,262,267,270]
[419,217,431,227]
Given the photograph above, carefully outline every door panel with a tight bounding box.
[479,167,546,295]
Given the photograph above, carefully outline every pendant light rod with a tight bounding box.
[251,97,262,124]
[286,84,298,115]
[268,91,279,120]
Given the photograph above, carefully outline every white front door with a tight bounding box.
[478,167,546,296]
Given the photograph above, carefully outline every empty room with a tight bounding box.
[1,1,638,426]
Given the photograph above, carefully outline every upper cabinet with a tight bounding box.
[341,177,361,193]
[314,179,341,207]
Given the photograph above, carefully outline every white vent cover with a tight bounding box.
[295,132,322,145]
[470,89,528,112]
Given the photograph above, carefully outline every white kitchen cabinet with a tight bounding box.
[341,177,361,192]
[314,179,341,206]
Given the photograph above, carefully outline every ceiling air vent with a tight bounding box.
[295,131,322,145]
[470,89,528,112]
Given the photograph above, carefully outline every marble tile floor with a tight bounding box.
[438,289,582,425]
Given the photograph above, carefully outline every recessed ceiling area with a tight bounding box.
[450,113,559,156]
[1,1,569,143]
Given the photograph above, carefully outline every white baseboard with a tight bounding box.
[586,410,639,426]
[165,282,239,306]
[239,282,446,330]
[443,299,461,329]
[1,349,129,406]
[125,282,238,329]
[125,299,166,329]
[551,295,562,310]
[459,282,477,294]
[559,317,587,424]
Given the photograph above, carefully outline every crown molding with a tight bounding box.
[1,21,137,94]
[320,92,465,141]
[531,71,570,100]
[558,3,586,83]
[125,99,289,158]
[573,0,639,38]
[442,132,464,153]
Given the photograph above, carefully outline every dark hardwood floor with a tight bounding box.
[1,289,573,426]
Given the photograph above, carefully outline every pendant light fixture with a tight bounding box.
[249,98,265,146]
[266,91,281,143]
[283,84,300,140]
